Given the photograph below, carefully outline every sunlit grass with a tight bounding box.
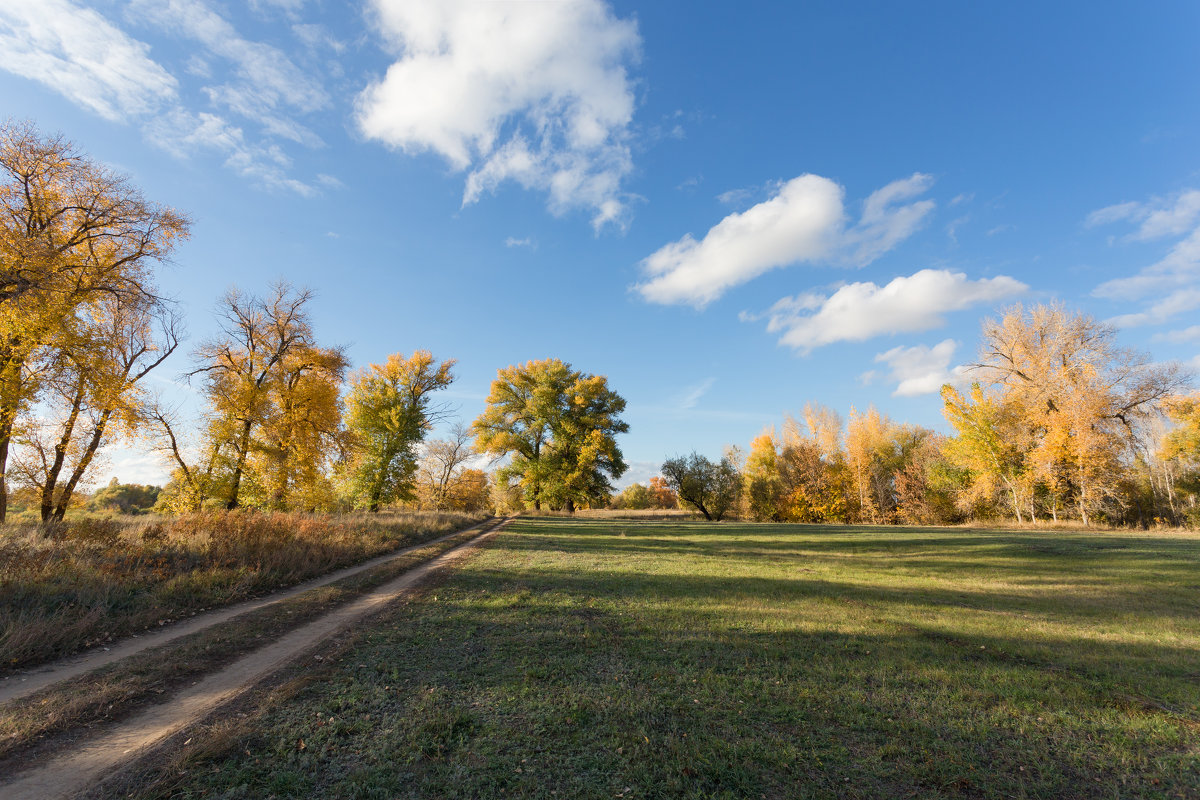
[115,519,1200,799]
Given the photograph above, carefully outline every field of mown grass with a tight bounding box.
[114,519,1199,799]
[0,510,487,669]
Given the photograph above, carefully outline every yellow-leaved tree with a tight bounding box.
[343,351,455,512]
[0,121,189,521]
[966,303,1186,524]
[473,358,628,512]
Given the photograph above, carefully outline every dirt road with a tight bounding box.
[0,518,510,800]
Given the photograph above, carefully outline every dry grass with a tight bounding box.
[0,510,486,670]
[0,520,500,768]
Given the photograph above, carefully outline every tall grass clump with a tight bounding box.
[0,510,487,670]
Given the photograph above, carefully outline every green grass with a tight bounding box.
[114,519,1200,799]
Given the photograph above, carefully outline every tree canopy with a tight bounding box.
[0,121,188,521]
[473,358,628,512]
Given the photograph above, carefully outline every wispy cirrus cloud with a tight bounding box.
[751,269,1026,353]
[357,0,641,230]
[0,0,330,195]
[677,377,715,410]
[635,173,936,308]
[130,0,328,146]
[1091,189,1200,329]
[0,0,177,120]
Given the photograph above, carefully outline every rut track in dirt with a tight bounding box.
[0,516,504,706]
[0,518,511,800]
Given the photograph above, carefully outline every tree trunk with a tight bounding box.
[52,411,113,521]
[0,433,8,524]
[227,419,254,509]
[565,498,575,514]
[42,384,86,521]
[1005,480,1024,524]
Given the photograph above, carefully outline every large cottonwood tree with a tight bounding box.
[0,122,188,521]
[473,358,628,512]
[343,351,455,512]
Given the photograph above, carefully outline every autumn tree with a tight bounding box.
[0,121,189,521]
[343,350,455,512]
[1161,394,1200,526]
[612,482,652,510]
[661,451,742,521]
[744,430,784,521]
[416,421,475,510]
[187,283,332,510]
[966,303,1187,524]
[444,467,490,512]
[12,294,180,520]
[251,342,348,510]
[777,408,852,523]
[647,475,678,509]
[472,358,628,512]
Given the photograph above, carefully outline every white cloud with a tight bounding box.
[678,377,715,410]
[1086,201,1142,229]
[505,236,535,249]
[1088,190,1200,241]
[357,0,640,230]
[131,0,328,144]
[636,173,936,308]
[94,446,171,487]
[1094,225,1200,299]
[1154,325,1200,344]
[0,0,328,195]
[843,173,936,265]
[1107,287,1200,328]
[146,109,317,195]
[875,339,970,397]
[0,0,176,120]
[759,269,1027,353]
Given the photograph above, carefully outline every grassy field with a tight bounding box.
[0,510,487,669]
[111,519,1199,799]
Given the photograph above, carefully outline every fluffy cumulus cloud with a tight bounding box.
[0,0,177,120]
[636,173,935,307]
[358,0,640,229]
[874,339,970,397]
[757,269,1027,353]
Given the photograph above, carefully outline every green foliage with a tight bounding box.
[87,478,160,515]
[473,358,628,512]
[343,351,455,512]
[661,451,742,521]
[611,482,651,510]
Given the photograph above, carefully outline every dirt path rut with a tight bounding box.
[0,517,501,705]
[0,519,510,800]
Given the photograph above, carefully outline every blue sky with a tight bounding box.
[3,0,1199,488]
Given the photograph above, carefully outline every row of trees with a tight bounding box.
[661,305,1199,528]
[148,282,467,514]
[0,123,505,519]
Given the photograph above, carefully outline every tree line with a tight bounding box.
[5,121,1198,527]
[0,121,634,521]
[657,304,1199,528]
